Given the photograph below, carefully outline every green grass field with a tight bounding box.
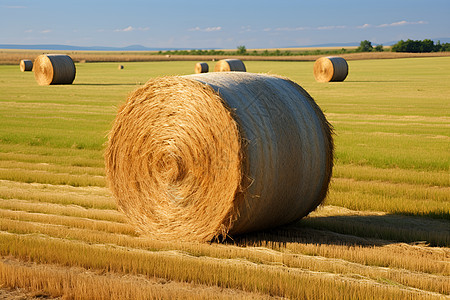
[0,57,449,299]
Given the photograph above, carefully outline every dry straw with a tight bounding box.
[214,59,246,72]
[195,62,209,73]
[19,59,33,72]
[33,54,76,85]
[313,56,348,82]
[105,72,333,242]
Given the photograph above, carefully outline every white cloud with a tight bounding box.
[24,29,33,33]
[317,25,347,30]
[377,20,427,28]
[274,27,309,31]
[189,26,222,32]
[40,29,51,34]
[115,26,150,32]
[357,23,371,29]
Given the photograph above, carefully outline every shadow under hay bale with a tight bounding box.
[214,59,246,72]
[313,56,348,82]
[195,62,209,73]
[19,59,33,72]
[33,54,76,85]
[105,72,333,242]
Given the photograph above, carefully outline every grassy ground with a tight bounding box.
[0,57,448,299]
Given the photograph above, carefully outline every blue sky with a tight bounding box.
[1,0,449,49]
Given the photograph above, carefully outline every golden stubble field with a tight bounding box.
[0,53,449,299]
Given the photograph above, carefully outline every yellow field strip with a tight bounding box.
[332,178,449,202]
[0,151,103,168]
[0,231,446,299]
[0,257,273,300]
[0,167,105,187]
[0,214,448,295]
[326,113,450,124]
[333,164,449,186]
[0,209,136,235]
[0,179,114,209]
[0,198,124,223]
[0,160,105,176]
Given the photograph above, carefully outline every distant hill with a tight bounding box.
[0,44,185,51]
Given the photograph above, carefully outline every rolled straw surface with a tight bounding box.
[214,59,246,72]
[33,54,76,85]
[19,59,33,72]
[105,72,333,242]
[195,62,209,73]
[313,56,348,82]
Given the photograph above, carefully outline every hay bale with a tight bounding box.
[214,59,246,72]
[195,62,209,73]
[118,65,124,70]
[33,54,76,85]
[19,59,33,72]
[313,56,348,82]
[105,72,333,242]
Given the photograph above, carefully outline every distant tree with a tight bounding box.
[421,39,434,52]
[391,39,445,53]
[236,45,247,55]
[441,43,450,51]
[357,40,373,52]
[374,44,384,52]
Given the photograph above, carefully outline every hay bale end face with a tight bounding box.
[105,72,333,242]
[33,54,76,85]
[214,59,246,72]
[313,56,348,82]
[195,62,209,73]
[19,59,33,72]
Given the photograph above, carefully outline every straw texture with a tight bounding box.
[195,62,209,73]
[105,72,333,242]
[313,56,348,82]
[19,59,33,72]
[33,54,76,85]
[214,59,246,72]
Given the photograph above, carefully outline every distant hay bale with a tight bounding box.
[214,59,246,72]
[118,65,124,70]
[313,56,348,82]
[105,72,333,242]
[19,59,33,72]
[195,62,209,73]
[33,54,76,85]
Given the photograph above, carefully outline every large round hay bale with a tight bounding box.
[105,72,333,242]
[214,59,246,72]
[19,59,33,72]
[195,62,209,73]
[313,56,348,82]
[33,54,76,85]
[118,65,124,70]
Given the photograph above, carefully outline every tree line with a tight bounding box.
[357,39,450,53]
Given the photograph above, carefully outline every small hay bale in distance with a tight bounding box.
[214,59,246,72]
[33,54,76,85]
[105,72,333,242]
[118,65,124,70]
[313,56,348,82]
[19,59,33,72]
[195,62,209,73]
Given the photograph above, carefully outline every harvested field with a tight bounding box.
[0,49,449,65]
[0,57,448,299]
